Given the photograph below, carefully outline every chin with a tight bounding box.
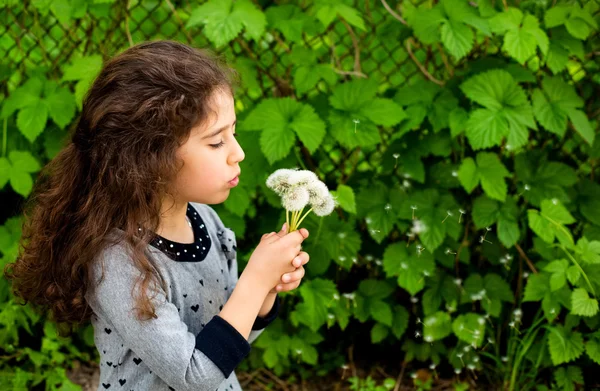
[199,190,230,205]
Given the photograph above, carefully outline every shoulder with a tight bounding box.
[189,203,227,232]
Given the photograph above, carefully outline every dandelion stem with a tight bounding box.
[295,208,314,229]
[286,209,290,231]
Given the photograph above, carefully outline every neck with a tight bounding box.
[156,198,193,243]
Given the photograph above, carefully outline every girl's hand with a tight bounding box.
[270,251,310,293]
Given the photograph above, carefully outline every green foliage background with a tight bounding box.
[1,0,600,390]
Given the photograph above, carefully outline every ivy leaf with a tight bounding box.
[533,76,593,144]
[440,19,473,60]
[383,243,435,295]
[490,8,548,64]
[543,259,569,291]
[528,199,575,247]
[545,4,598,40]
[571,288,599,317]
[44,86,76,129]
[452,313,486,347]
[371,323,389,343]
[332,184,356,214]
[242,98,325,164]
[370,300,393,327]
[294,278,338,332]
[554,366,584,391]
[547,325,584,365]
[586,337,600,364]
[576,237,600,264]
[423,311,452,342]
[457,153,510,201]
[5,151,41,197]
[314,1,365,31]
[61,55,103,109]
[460,69,535,150]
[187,0,266,47]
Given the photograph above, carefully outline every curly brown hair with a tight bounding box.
[4,40,238,332]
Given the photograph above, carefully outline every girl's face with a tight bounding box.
[174,89,245,205]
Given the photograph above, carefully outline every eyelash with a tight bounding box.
[209,133,238,149]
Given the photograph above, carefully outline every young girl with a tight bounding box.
[5,40,310,391]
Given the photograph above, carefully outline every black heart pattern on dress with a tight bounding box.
[133,357,142,365]
[106,361,112,366]
[102,384,110,389]
[118,379,126,386]
[183,294,187,298]
[105,328,112,334]
[169,387,175,391]
[199,279,204,286]
[219,305,223,311]
[191,304,199,312]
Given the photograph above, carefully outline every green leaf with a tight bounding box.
[461,70,534,150]
[576,238,600,264]
[497,219,519,247]
[370,300,393,327]
[411,6,445,44]
[361,98,406,127]
[383,243,435,295]
[289,105,326,153]
[371,323,389,343]
[9,151,41,173]
[554,366,584,391]
[491,8,548,64]
[0,157,10,188]
[452,313,486,347]
[457,157,478,193]
[547,325,584,365]
[423,311,452,341]
[476,152,510,201]
[17,100,48,143]
[440,19,473,60]
[585,338,600,364]
[332,184,356,214]
[44,86,76,129]
[294,278,338,332]
[223,186,250,217]
[544,259,569,291]
[391,305,409,339]
[571,288,599,317]
[472,196,500,228]
[566,108,595,146]
[524,273,549,301]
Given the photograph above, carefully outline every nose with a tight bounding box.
[228,136,245,165]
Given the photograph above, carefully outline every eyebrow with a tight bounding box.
[201,119,237,139]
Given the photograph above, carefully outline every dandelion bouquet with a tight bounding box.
[266,169,336,232]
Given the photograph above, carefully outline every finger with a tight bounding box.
[281,228,310,246]
[282,266,305,283]
[292,252,310,268]
[268,222,289,242]
[276,279,302,292]
[261,232,276,241]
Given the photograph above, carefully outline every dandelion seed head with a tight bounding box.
[352,119,360,124]
[513,309,522,318]
[338,232,346,239]
[473,356,480,363]
[415,331,421,338]
[403,173,412,179]
[410,296,419,303]
[524,184,531,191]
[452,170,458,177]
[282,187,310,211]
[392,153,400,159]
[459,209,466,214]
[425,335,433,342]
[454,278,462,286]
[327,313,335,320]
[411,205,418,210]
[384,203,392,211]
[313,195,336,216]
[454,368,462,375]
[446,210,454,216]
[478,317,485,325]
[486,227,492,231]
[402,180,411,188]
[401,262,408,269]
[333,294,340,300]
[375,259,382,266]
[339,256,347,262]
[410,372,417,379]
[523,272,530,279]
[467,364,476,370]
[457,352,463,358]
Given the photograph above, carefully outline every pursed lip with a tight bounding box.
[229,172,241,182]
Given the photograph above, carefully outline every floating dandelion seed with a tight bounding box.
[392,153,400,169]
[327,314,335,320]
[518,183,531,197]
[400,262,408,269]
[480,236,492,244]
[442,210,453,223]
[411,296,419,304]
[425,335,433,343]
[402,179,411,189]
[463,346,471,353]
[473,356,480,363]
[458,209,466,223]
[446,248,457,255]
[338,232,346,239]
[415,331,421,338]
[375,259,382,266]
[429,363,436,370]
[467,364,476,371]
[552,198,558,205]
[333,293,340,300]
[501,356,508,362]
[454,368,462,375]
[454,278,462,286]
[410,205,418,219]
[352,257,358,264]
[384,203,392,213]
[352,118,360,133]
[416,317,423,324]
[410,372,417,379]
[416,245,425,257]
[523,272,529,279]
[403,173,412,179]
[452,170,458,177]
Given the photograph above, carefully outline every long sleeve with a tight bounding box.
[86,245,251,391]
[199,203,281,344]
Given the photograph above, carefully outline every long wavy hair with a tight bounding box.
[4,40,238,331]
